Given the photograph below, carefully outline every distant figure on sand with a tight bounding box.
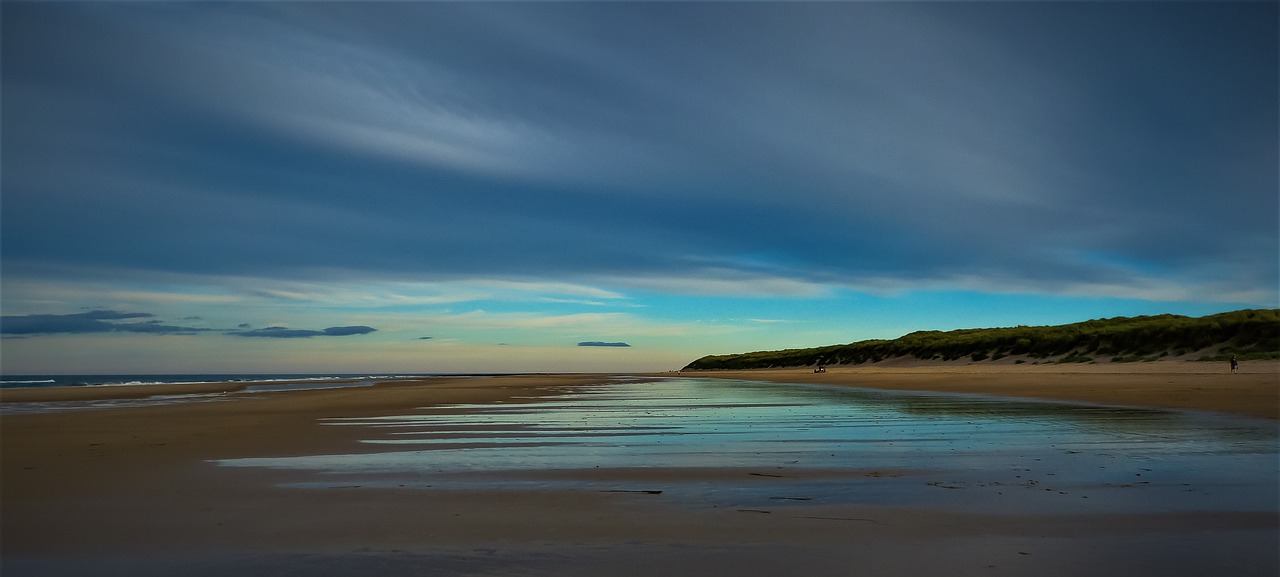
[1230,355,1238,372]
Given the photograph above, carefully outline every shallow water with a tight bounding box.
[0,379,379,415]
[216,377,1279,515]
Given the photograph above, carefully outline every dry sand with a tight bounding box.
[2,366,1277,576]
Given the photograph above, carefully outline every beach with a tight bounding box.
[688,360,1280,420]
[2,364,1277,576]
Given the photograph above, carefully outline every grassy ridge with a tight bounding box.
[684,309,1280,370]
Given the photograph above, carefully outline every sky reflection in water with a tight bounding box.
[217,378,1279,514]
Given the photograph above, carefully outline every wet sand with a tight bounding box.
[2,366,1277,576]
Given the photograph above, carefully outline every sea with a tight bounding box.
[0,373,455,390]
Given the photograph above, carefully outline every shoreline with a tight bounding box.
[3,359,1275,418]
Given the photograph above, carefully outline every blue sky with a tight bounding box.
[2,2,1276,375]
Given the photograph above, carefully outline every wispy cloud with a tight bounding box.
[230,278,627,307]
[434,311,635,332]
[608,272,833,299]
[578,341,631,347]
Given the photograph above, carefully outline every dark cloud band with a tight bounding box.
[1,311,377,340]
[231,325,377,339]
[1,311,209,336]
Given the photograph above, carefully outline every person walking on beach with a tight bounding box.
[1230,355,1238,372]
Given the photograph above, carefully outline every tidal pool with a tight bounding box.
[216,377,1279,515]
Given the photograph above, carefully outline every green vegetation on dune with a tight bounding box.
[684,309,1280,370]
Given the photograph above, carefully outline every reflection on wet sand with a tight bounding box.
[217,377,1278,516]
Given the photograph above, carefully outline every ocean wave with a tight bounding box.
[89,380,193,387]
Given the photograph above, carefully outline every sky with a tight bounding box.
[2,1,1276,375]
